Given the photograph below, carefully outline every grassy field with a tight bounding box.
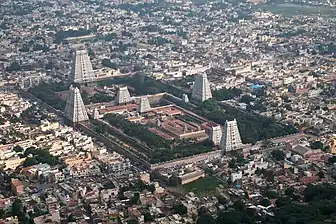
[181,176,223,195]
[260,4,336,17]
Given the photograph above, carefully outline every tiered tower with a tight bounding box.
[72,50,97,84]
[137,97,151,113]
[115,86,131,105]
[93,108,100,120]
[209,125,222,146]
[182,93,189,103]
[191,73,212,102]
[64,86,89,123]
[220,119,243,152]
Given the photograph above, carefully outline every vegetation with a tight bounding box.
[259,3,336,17]
[173,203,188,215]
[5,199,47,223]
[240,95,255,104]
[197,209,215,224]
[197,183,336,224]
[148,36,171,46]
[22,147,61,167]
[104,114,170,149]
[98,76,133,87]
[144,213,154,222]
[212,87,242,101]
[2,113,20,123]
[95,114,213,163]
[28,82,68,110]
[104,32,117,41]
[90,93,114,104]
[182,176,221,195]
[129,74,187,97]
[271,149,285,161]
[194,100,297,144]
[310,141,324,150]
[120,179,156,194]
[6,61,21,72]
[102,58,118,69]
[54,29,93,43]
[11,199,30,223]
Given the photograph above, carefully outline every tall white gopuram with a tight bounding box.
[71,50,97,84]
[191,73,212,102]
[220,119,243,152]
[93,108,100,120]
[182,93,189,103]
[137,97,151,113]
[64,86,89,123]
[210,125,222,146]
[115,86,131,105]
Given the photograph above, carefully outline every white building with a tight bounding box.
[210,125,222,146]
[115,86,132,105]
[220,119,243,152]
[137,97,151,113]
[72,50,97,84]
[64,86,89,123]
[191,73,212,102]
[231,170,243,182]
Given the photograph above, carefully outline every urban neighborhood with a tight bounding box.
[0,0,335,223]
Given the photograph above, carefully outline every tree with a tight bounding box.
[13,145,24,152]
[118,191,127,200]
[212,88,242,101]
[144,213,154,222]
[228,158,237,168]
[127,220,138,224]
[317,171,325,179]
[197,207,215,224]
[240,95,254,104]
[216,210,254,224]
[130,192,140,205]
[173,203,188,215]
[22,148,60,167]
[265,190,279,199]
[303,184,336,202]
[90,93,114,103]
[67,214,76,222]
[87,48,94,56]
[197,213,215,224]
[275,196,291,207]
[20,45,30,52]
[217,195,228,205]
[11,199,28,223]
[285,187,294,196]
[0,209,5,219]
[147,184,156,193]
[328,156,336,164]
[260,198,272,207]
[6,61,21,72]
[310,141,324,150]
[271,149,285,161]
[28,82,67,110]
[104,33,117,41]
[168,175,180,186]
[102,58,117,69]
[23,157,38,167]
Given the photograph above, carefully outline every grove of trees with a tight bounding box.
[29,82,68,110]
[22,147,61,167]
[98,114,213,163]
[196,184,336,224]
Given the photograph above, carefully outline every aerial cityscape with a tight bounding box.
[0,0,335,223]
